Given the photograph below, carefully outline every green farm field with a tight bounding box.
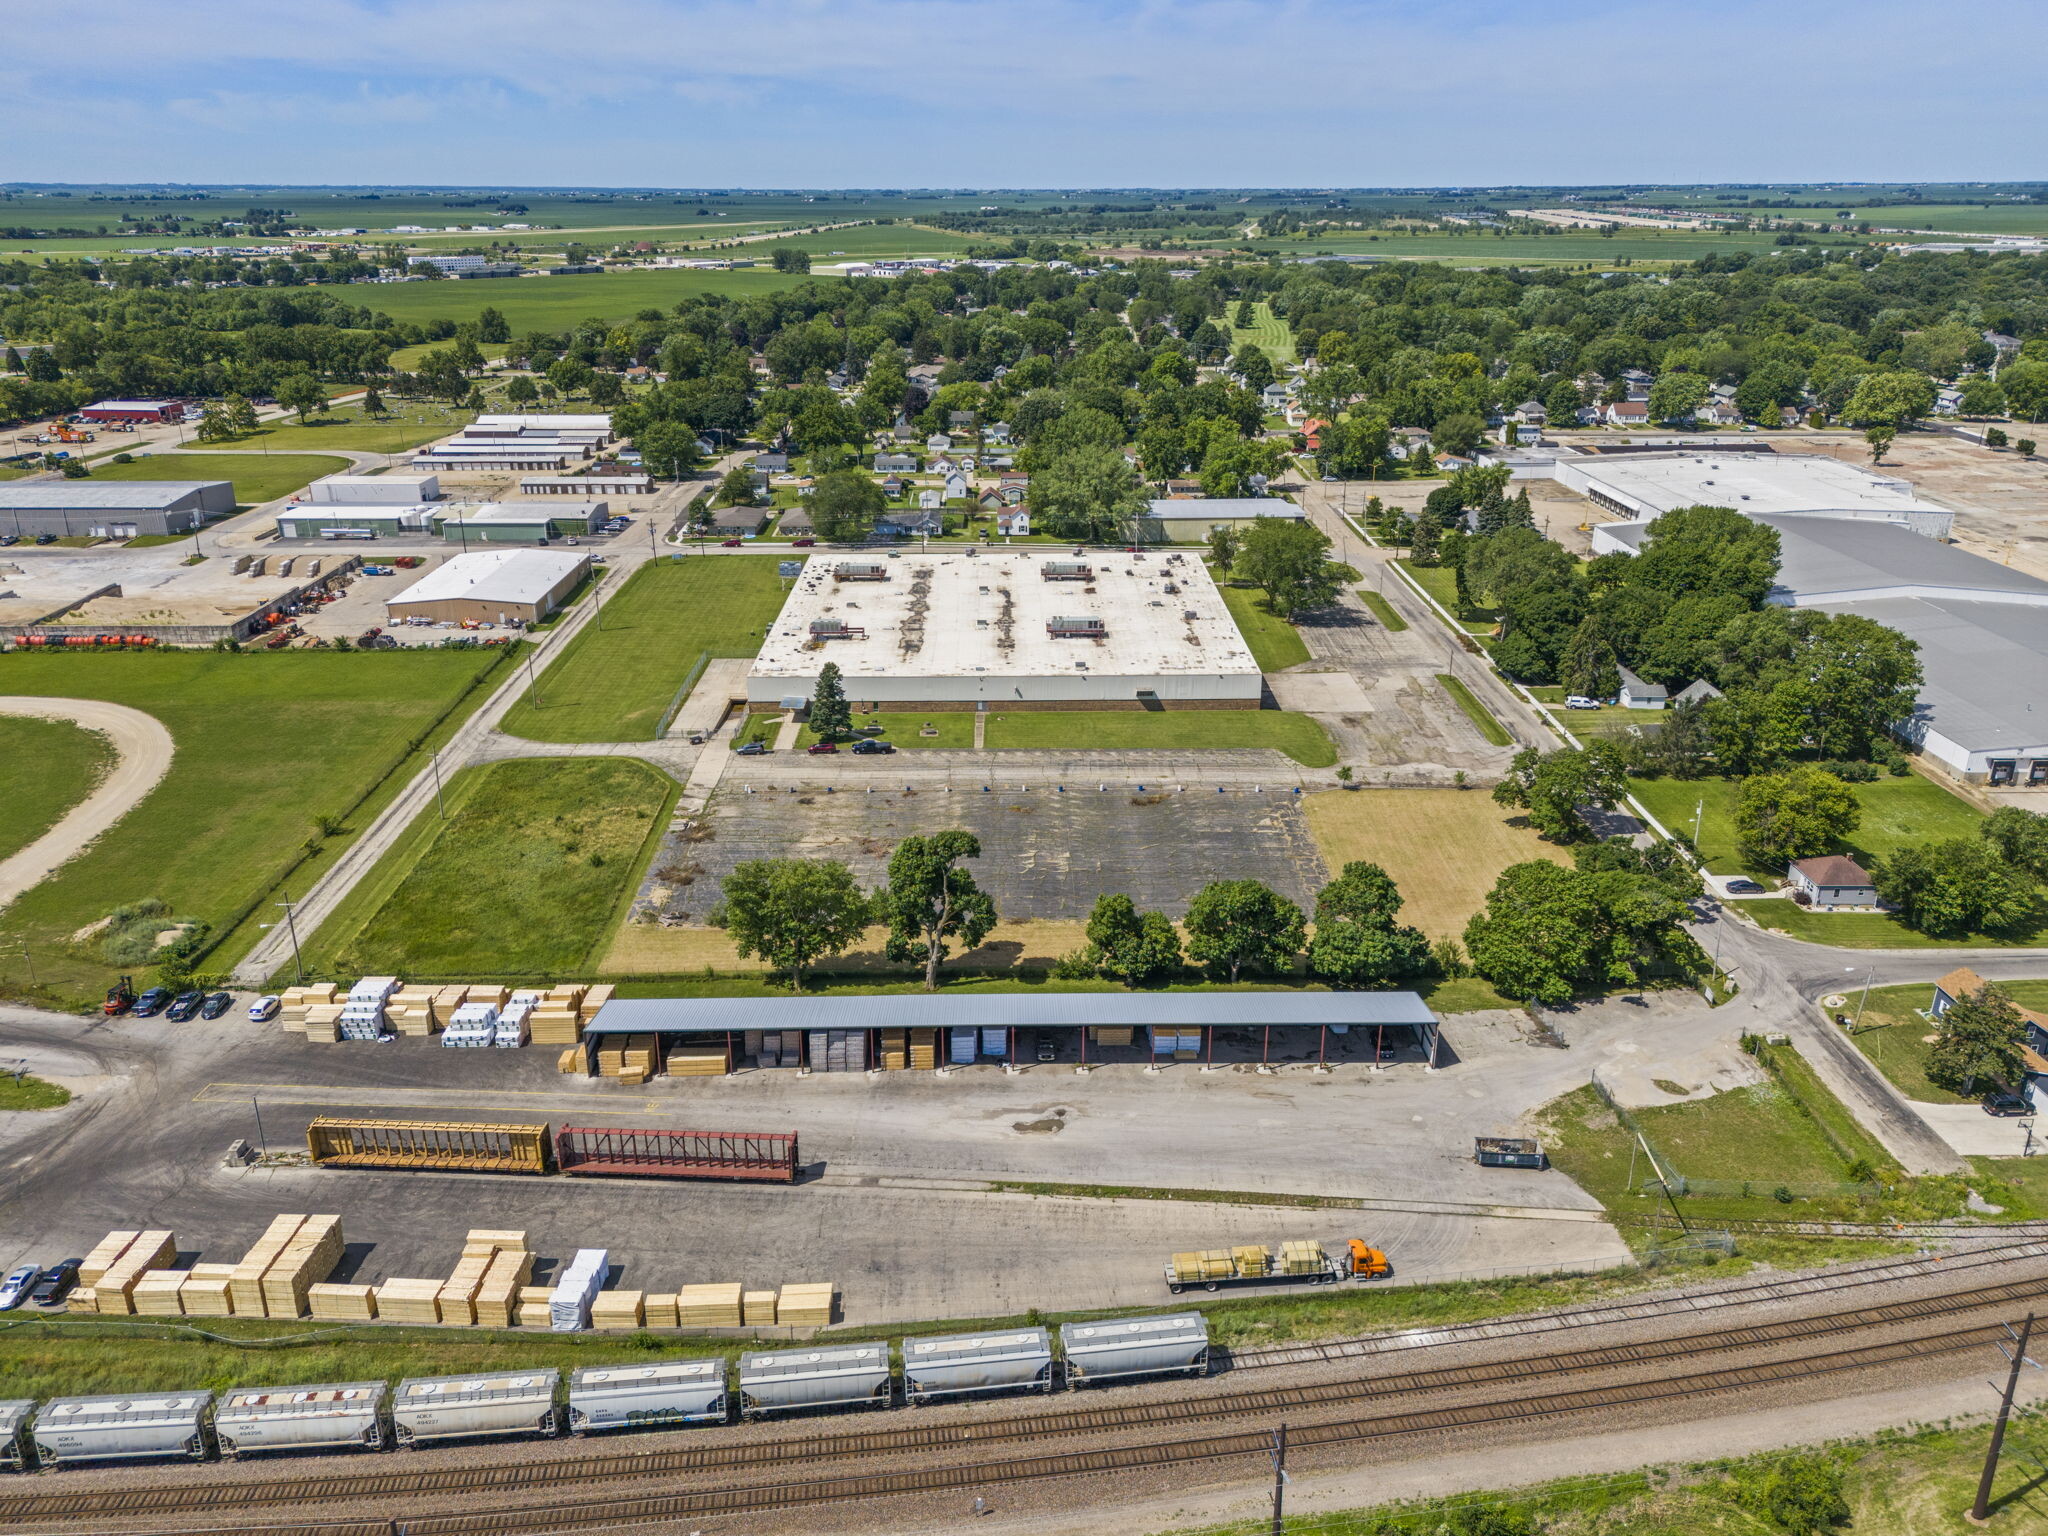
[301,757,674,979]
[0,649,511,1004]
[208,404,474,455]
[1251,227,1854,266]
[1225,300,1296,363]
[86,452,352,505]
[360,267,819,330]
[0,716,114,867]
[500,555,790,742]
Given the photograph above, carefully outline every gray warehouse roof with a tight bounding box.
[0,481,229,510]
[1147,498,1305,520]
[586,991,1436,1035]
[1759,515,2048,608]
[1821,595,2048,752]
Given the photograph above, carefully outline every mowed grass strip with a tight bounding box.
[1301,787,1562,940]
[982,709,1337,767]
[87,452,353,506]
[308,757,674,978]
[1356,588,1406,631]
[1435,674,1512,747]
[797,712,977,749]
[0,715,113,866]
[0,650,507,1002]
[1226,300,1297,363]
[223,403,475,455]
[1219,583,1311,670]
[500,555,790,742]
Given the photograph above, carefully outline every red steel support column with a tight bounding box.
[725,1030,733,1076]
[1262,1025,1270,1066]
[1319,1024,1327,1068]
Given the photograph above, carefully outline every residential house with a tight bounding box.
[1985,331,2023,363]
[825,370,849,392]
[1696,398,1743,427]
[1786,855,1877,910]
[1301,418,1327,452]
[1779,405,1808,428]
[892,419,920,443]
[1161,478,1204,499]
[929,456,959,475]
[1260,381,1294,414]
[943,471,970,501]
[1604,400,1650,427]
[1617,667,1667,709]
[918,488,944,510]
[997,482,1027,507]
[708,506,768,537]
[874,451,918,473]
[1932,967,2048,1108]
[926,433,953,452]
[1934,387,1964,417]
[753,452,790,474]
[956,453,977,473]
[997,508,1031,536]
[947,410,978,431]
[1670,678,1723,708]
[985,455,1016,470]
[977,488,1006,511]
[1511,400,1548,427]
[879,508,943,538]
[985,421,1013,445]
[776,505,814,535]
[1621,368,1653,401]
[881,476,907,500]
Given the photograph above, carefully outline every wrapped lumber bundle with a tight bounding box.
[1277,1240,1327,1276]
[881,1027,908,1070]
[230,1215,305,1317]
[665,1043,724,1078]
[676,1283,743,1328]
[577,984,614,1029]
[776,1282,834,1328]
[179,1264,237,1317]
[307,1283,378,1321]
[374,1279,445,1325]
[303,1004,344,1043]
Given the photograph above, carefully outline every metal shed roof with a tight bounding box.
[586,992,1435,1036]
[388,550,586,607]
[0,482,228,510]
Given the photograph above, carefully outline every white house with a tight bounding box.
[1786,855,1878,910]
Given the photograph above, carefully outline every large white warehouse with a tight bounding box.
[747,550,1263,710]
[1566,450,1954,540]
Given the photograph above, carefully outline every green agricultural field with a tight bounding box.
[761,225,978,261]
[302,757,674,979]
[85,452,352,506]
[0,649,510,1004]
[385,342,505,371]
[360,268,819,331]
[1218,584,1310,670]
[982,709,1337,767]
[1629,771,1986,879]
[0,715,114,867]
[500,555,790,742]
[211,404,473,455]
[1252,226,1852,267]
[1225,300,1296,363]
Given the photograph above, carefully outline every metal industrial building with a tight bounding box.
[748,549,1263,710]
[305,472,443,505]
[1140,498,1308,543]
[1563,450,1954,539]
[582,992,1443,1072]
[385,549,590,625]
[434,501,608,543]
[78,399,189,424]
[275,505,438,540]
[0,481,234,539]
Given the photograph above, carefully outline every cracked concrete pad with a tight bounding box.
[1266,671,1373,713]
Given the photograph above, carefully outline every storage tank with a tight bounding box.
[902,1328,1054,1403]
[390,1371,559,1445]
[32,1393,213,1465]
[737,1344,891,1418]
[567,1361,727,1433]
[0,1401,31,1471]
[213,1380,387,1457]
[1059,1314,1210,1388]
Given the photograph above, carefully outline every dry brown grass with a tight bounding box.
[1300,788,1563,939]
[600,919,1091,976]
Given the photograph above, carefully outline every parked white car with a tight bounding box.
[1564,695,1600,710]
[247,995,280,1022]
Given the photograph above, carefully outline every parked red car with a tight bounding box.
[791,538,816,547]
[720,538,743,547]
[806,741,838,754]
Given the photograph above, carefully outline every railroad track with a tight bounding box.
[14,1267,2048,1532]
[73,1320,2018,1536]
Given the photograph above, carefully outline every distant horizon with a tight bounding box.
[3,182,2044,198]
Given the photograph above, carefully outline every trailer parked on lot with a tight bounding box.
[306,1118,551,1175]
[0,1402,31,1472]
[738,1345,891,1419]
[903,1328,1055,1403]
[390,1373,559,1446]
[555,1126,799,1184]
[567,1362,726,1433]
[1164,1238,1388,1294]
[1059,1315,1210,1387]
[32,1393,213,1466]
[214,1382,387,1458]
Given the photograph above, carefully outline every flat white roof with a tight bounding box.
[1148,498,1306,521]
[278,504,434,522]
[472,413,613,432]
[389,550,587,607]
[312,473,439,490]
[438,500,606,524]
[1575,452,1951,520]
[749,550,1258,685]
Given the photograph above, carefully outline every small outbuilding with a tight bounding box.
[386,549,590,626]
[1617,667,1668,710]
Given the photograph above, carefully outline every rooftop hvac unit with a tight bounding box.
[834,562,889,581]
[1048,616,1106,638]
[808,618,865,640]
[1043,562,1093,580]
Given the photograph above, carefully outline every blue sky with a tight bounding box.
[9,0,2048,187]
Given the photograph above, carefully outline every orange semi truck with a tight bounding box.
[1165,1238,1390,1294]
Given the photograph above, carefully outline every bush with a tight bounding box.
[1813,758,1879,782]
[1987,427,2010,448]
[1049,948,1099,980]
[112,451,134,464]
[1725,1451,1849,1536]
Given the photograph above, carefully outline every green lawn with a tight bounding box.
[86,452,352,506]
[981,709,1338,767]
[220,404,474,455]
[798,713,976,750]
[1226,301,1296,364]
[0,1073,71,1111]
[386,342,505,371]
[0,715,113,867]
[1629,772,1988,879]
[361,268,818,331]
[500,556,791,742]
[1395,560,1495,633]
[1435,675,1512,747]
[0,650,509,1005]
[1744,899,2048,950]
[302,758,674,980]
[1219,583,1311,670]
[1355,588,1406,631]
[1840,983,1972,1104]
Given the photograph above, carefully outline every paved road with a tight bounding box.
[0,698,174,914]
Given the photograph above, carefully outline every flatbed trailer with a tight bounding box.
[555,1127,799,1184]
[1164,1239,1389,1294]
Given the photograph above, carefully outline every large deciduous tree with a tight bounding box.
[878,831,999,991]
[1307,862,1432,988]
[1875,840,2039,938]
[1491,741,1630,843]
[721,858,870,993]
[1235,518,1346,618]
[810,468,886,541]
[1183,880,1306,983]
[1083,894,1184,987]
[1928,985,2029,1094]
[1733,766,1860,867]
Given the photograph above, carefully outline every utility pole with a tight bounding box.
[17,939,34,987]
[274,892,305,987]
[1970,1312,2037,1524]
[526,647,541,709]
[1268,1423,1289,1536]
[431,749,447,819]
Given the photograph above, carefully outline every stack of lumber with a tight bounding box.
[434,985,471,1022]
[881,1027,909,1070]
[386,985,442,1036]
[179,1265,237,1317]
[277,984,340,1036]
[743,1290,778,1327]
[438,1230,526,1325]
[529,983,585,1047]
[642,1292,679,1328]
[776,1283,834,1328]
[909,1028,938,1070]
[307,1283,378,1321]
[131,1271,190,1316]
[468,984,510,1009]
[590,1290,645,1330]
[95,1231,177,1317]
[374,1278,445,1325]
[66,1288,98,1314]
[302,1004,345,1043]
[80,1230,141,1288]
[261,1215,343,1319]
[1231,1245,1272,1278]
[665,1043,725,1079]
[556,1047,582,1074]
[1090,1026,1134,1047]
[514,1285,555,1329]
[1170,1251,1236,1284]
[676,1283,743,1328]
[597,1033,663,1082]
[1276,1240,1327,1277]
[230,1215,305,1317]
[474,1244,535,1328]
[579,984,614,1029]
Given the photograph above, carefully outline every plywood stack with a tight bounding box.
[590,1290,645,1331]
[1277,1240,1327,1277]
[308,1283,378,1321]
[386,985,442,1037]
[66,1288,99,1314]
[881,1027,909,1070]
[743,1290,778,1327]
[468,985,510,1009]
[909,1028,938,1070]
[373,1278,446,1325]
[577,984,614,1031]
[514,1285,555,1329]
[642,1292,679,1329]
[131,1271,190,1317]
[665,1041,724,1078]
[230,1215,306,1317]
[473,1242,535,1328]
[1090,1026,1134,1047]
[80,1230,141,1288]
[557,1047,582,1074]
[179,1264,238,1317]
[303,1003,344,1043]
[776,1283,834,1328]
[277,984,339,1036]
[1231,1244,1273,1278]
[95,1231,177,1317]
[438,1230,524,1325]
[676,1283,743,1328]
[433,985,471,1022]
[529,1002,582,1046]
[261,1215,343,1319]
